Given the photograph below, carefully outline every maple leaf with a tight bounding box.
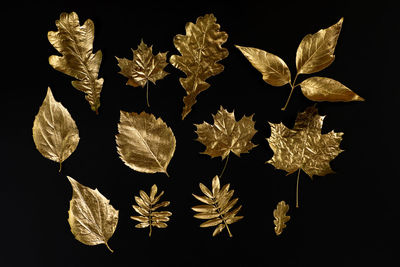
[170,14,229,119]
[116,40,169,107]
[267,105,343,207]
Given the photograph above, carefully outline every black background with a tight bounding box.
[2,1,398,266]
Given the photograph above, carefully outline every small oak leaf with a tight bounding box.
[195,106,257,160]
[273,201,290,236]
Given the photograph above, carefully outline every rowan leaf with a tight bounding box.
[48,12,103,114]
[273,201,290,236]
[116,111,176,177]
[67,176,118,253]
[131,184,172,237]
[116,40,169,107]
[195,106,257,160]
[192,175,243,237]
[300,76,365,102]
[170,14,229,119]
[267,105,344,207]
[32,87,79,172]
[296,18,343,74]
[235,45,291,86]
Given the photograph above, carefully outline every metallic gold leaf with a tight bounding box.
[195,106,257,160]
[296,18,343,74]
[48,12,103,114]
[170,14,229,119]
[235,45,291,86]
[116,40,169,107]
[130,184,172,237]
[32,87,79,172]
[300,76,365,102]
[273,201,290,236]
[267,105,343,177]
[116,111,176,176]
[267,105,343,207]
[192,175,243,237]
[67,176,118,253]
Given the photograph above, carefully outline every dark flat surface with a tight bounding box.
[2,1,398,266]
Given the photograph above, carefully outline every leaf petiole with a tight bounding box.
[219,153,230,179]
[281,73,300,111]
[105,242,114,253]
[296,169,301,208]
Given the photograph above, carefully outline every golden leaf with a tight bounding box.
[48,12,103,114]
[300,76,365,102]
[235,45,291,86]
[267,105,343,207]
[116,111,176,177]
[131,184,172,237]
[195,106,257,160]
[170,14,229,119]
[273,201,290,236]
[67,176,119,253]
[296,18,343,75]
[192,175,243,237]
[116,40,169,107]
[32,87,79,172]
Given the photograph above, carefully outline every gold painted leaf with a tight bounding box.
[267,105,343,178]
[32,87,79,172]
[48,12,103,114]
[300,76,365,102]
[235,45,291,86]
[267,105,343,207]
[116,40,169,107]
[192,175,243,237]
[130,184,172,237]
[273,201,290,236]
[67,176,118,253]
[195,106,257,160]
[170,14,229,119]
[296,18,343,74]
[116,111,176,176]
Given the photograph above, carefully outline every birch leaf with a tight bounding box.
[170,14,229,119]
[48,12,104,114]
[296,18,343,74]
[67,176,118,253]
[300,76,365,102]
[116,111,176,176]
[116,40,169,107]
[235,45,291,86]
[273,201,290,236]
[130,184,172,237]
[192,175,243,237]
[195,106,257,160]
[32,87,79,172]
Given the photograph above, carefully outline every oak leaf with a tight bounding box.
[273,201,290,236]
[48,12,104,114]
[195,106,257,160]
[131,184,172,237]
[116,40,169,107]
[192,175,243,237]
[32,87,79,172]
[170,14,229,119]
[267,105,343,207]
[116,111,176,177]
[67,176,119,253]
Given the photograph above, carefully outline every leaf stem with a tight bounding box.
[59,161,62,172]
[225,223,233,237]
[296,169,301,208]
[146,82,150,107]
[281,73,299,111]
[105,242,114,253]
[219,153,230,179]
